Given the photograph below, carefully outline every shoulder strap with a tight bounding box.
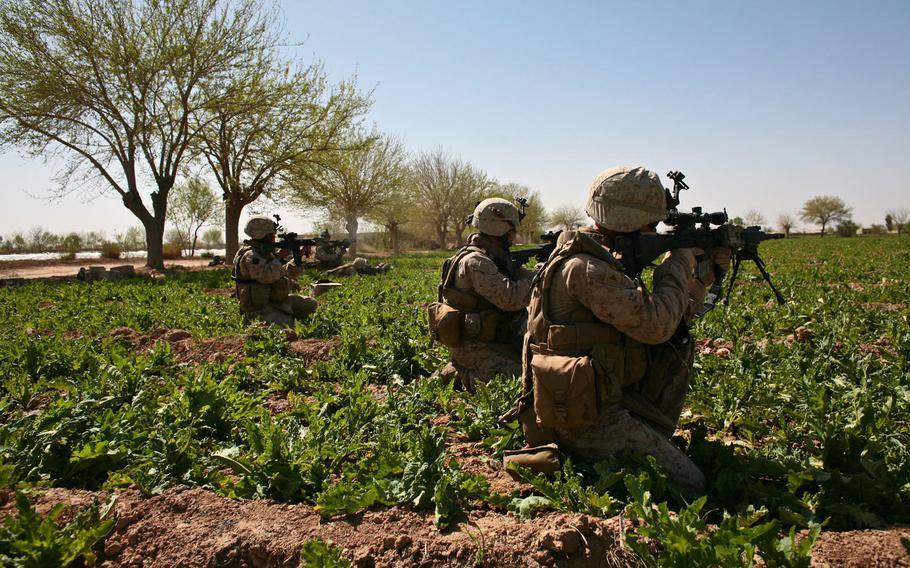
[438,245,484,302]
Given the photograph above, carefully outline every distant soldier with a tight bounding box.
[232,216,318,326]
[428,198,533,390]
[314,230,347,269]
[325,256,392,277]
[507,166,731,491]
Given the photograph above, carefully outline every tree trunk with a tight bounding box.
[454,222,466,247]
[436,225,447,249]
[143,219,165,269]
[389,222,401,256]
[225,199,245,262]
[345,213,359,257]
[820,221,827,237]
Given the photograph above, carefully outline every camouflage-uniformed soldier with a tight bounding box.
[232,216,318,326]
[428,198,534,390]
[324,257,392,277]
[315,231,347,269]
[513,166,730,491]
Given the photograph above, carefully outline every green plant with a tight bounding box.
[0,491,115,567]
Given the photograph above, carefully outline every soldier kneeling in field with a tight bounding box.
[504,167,731,492]
[232,216,318,327]
[427,198,534,390]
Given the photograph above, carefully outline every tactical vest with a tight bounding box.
[525,230,674,433]
[232,244,291,313]
[427,241,522,348]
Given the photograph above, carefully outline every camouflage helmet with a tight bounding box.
[585,166,668,232]
[244,216,277,240]
[472,198,520,237]
[352,257,368,269]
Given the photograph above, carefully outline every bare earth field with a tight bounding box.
[0,257,216,280]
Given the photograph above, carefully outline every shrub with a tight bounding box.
[161,243,183,259]
[835,220,860,237]
[100,241,123,259]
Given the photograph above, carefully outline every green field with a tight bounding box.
[1,236,909,565]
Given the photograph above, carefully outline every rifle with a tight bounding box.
[264,215,328,267]
[612,171,785,316]
[510,230,562,266]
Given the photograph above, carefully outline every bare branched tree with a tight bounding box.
[777,213,797,237]
[887,208,910,236]
[744,209,767,227]
[549,205,586,231]
[411,149,491,248]
[489,182,548,244]
[169,176,223,256]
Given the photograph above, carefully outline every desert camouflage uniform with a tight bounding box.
[437,233,534,390]
[325,257,392,277]
[233,242,318,326]
[315,242,346,269]
[524,227,708,491]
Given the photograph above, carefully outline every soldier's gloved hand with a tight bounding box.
[665,247,703,275]
[276,247,293,261]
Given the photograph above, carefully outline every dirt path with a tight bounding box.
[0,257,218,280]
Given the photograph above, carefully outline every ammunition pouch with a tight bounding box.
[427,302,463,347]
[531,349,600,431]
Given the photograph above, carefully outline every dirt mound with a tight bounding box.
[2,487,908,567]
[289,337,338,363]
[203,287,235,298]
[107,328,336,365]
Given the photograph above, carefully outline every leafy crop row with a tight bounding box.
[1,238,909,565]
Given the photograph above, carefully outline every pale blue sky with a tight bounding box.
[2,0,908,236]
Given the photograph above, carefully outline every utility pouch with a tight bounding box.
[427,302,463,347]
[531,352,598,430]
[249,283,272,307]
[270,278,291,302]
[463,311,499,341]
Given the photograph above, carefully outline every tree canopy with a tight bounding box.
[799,196,852,236]
[0,0,282,267]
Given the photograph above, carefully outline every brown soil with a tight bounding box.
[106,327,337,366]
[1,487,907,567]
[0,257,217,280]
[204,287,236,298]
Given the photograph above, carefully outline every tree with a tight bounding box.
[0,0,282,268]
[366,175,418,256]
[449,162,494,247]
[411,149,492,249]
[116,227,145,251]
[885,213,894,232]
[799,196,852,236]
[487,183,548,244]
[777,213,797,237]
[169,176,223,256]
[292,131,407,256]
[549,205,586,231]
[744,209,766,227]
[195,55,369,261]
[886,209,909,236]
[202,227,223,249]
